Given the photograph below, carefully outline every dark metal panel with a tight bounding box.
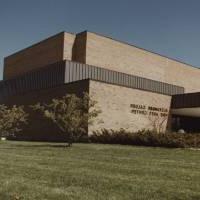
[172,92,200,108]
[85,64,89,79]
[0,60,184,98]
[96,66,99,81]
[69,63,73,82]
[101,68,105,82]
[77,63,80,80]
[81,64,85,80]
[65,62,70,83]
[75,63,78,81]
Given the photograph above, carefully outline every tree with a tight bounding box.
[148,113,168,133]
[31,93,101,147]
[0,105,28,138]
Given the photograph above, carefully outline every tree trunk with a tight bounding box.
[66,132,73,147]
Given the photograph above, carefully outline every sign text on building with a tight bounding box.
[130,104,168,117]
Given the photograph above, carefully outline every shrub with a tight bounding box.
[0,105,28,138]
[90,129,200,148]
[31,93,101,147]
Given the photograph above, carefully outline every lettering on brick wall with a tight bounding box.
[130,104,168,117]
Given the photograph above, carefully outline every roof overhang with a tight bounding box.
[171,108,200,117]
[172,92,200,117]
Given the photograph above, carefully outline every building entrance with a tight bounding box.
[172,115,200,133]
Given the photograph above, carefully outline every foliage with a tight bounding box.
[0,105,28,138]
[90,129,200,148]
[31,93,101,146]
[147,114,168,133]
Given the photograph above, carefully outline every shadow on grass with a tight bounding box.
[15,144,70,148]
[0,141,71,149]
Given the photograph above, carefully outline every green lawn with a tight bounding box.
[0,141,199,200]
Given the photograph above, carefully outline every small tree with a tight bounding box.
[32,93,101,147]
[0,105,28,138]
[148,113,168,133]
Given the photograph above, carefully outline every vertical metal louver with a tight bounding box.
[65,60,184,95]
[0,60,184,99]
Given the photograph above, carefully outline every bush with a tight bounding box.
[89,129,200,148]
[31,93,101,147]
[0,105,28,138]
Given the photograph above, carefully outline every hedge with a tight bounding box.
[89,129,200,148]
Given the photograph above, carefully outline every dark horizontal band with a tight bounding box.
[65,60,184,96]
[172,92,200,108]
[0,60,184,99]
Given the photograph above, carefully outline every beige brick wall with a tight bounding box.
[85,32,200,93]
[5,30,199,93]
[63,32,76,60]
[4,32,75,79]
[71,32,87,63]
[89,80,172,134]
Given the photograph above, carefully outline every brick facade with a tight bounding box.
[4,32,75,79]
[84,32,200,93]
[89,80,172,134]
[1,30,199,139]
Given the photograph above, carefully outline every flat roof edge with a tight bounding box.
[4,31,74,60]
[85,30,200,70]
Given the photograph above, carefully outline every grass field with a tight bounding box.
[0,141,199,200]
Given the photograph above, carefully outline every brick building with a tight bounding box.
[1,31,200,140]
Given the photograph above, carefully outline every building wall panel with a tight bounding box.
[0,61,66,98]
[4,32,75,80]
[85,32,200,93]
[64,60,184,95]
[89,80,172,134]
[0,80,89,141]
